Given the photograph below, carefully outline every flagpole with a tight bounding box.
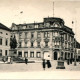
[53,2,54,17]
[74,20,77,66]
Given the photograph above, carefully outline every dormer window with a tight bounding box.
[29,26,32,28]
[45,23,50,27]
[23,26,27,29]
[35,25,38,28]
[55,24,58,27]
[53,22,59,27]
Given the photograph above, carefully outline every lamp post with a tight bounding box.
[74,38,77,66]
[56,31,65,69]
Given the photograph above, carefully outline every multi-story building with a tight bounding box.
[0,23,11,56]
[11,17,74,61]
[75,40,80,60]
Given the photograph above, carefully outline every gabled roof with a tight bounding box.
[0,23,11,31]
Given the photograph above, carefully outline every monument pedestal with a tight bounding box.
[56,60,65,69]
[9,49,17,57]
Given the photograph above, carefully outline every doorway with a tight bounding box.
[18,51,22,57]
[71,53,73,59]
[43,51,50,60]
[54,52,57,60]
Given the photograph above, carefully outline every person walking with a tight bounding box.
[42,59,46,70]
[25,57,28,64]
[46,55,52,68]
[47,60,52,68]
[10,57,13,64]
[8,56,10,64]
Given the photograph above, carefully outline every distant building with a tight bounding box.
[0,23,11,56]
[75,40,80,60]
[11,17,75,61]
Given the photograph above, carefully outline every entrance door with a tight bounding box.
[54,52,57,60]
[65,52,67,60]
[18,51,22,57]
[71,53,73,59]
[43,52,50,60]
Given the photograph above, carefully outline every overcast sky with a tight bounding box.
[0,0,80,43]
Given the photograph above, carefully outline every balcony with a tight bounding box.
[44,38,49,42]
[65,48,70,51]
[54,45,61,49]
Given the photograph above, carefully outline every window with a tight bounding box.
[65,52,67,60]
[68,43,70,48]
[25,32,27,38]
[56,41,59,45]
[37,32,41,38]
[68,35,70,41]
[5,38,8,46]
[36,52,41,58]
[6,33,8,35]
[55,32,58,36]
[71,36,73,42]
[45,41,48,47]
[18,51,22,57]
[19,42,21,47]
[29,26,32,28]
[71,43,73,49]
[0,50,2,56]
[30,52,34,57]
[31,42,34,47]
[25,42,27,47]
[35,25,38,28]
[52,32,54,37]
[24,52,28,57]
[44,32,50,38]
[0,32,2,34]
[5,50,8,56]
[65,34,67,40]
[65,42,67,48]
[19,32,22,38]
[0,38,2,45]
[31,32,34,38]
[37,42,40,48]
[55,24,58,27]
[45,23,50,27]
[78,50,80,54]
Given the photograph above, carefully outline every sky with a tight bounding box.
[0,0,80,43]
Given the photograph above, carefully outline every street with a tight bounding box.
[0,61,80,72]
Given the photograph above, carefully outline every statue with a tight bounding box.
[10,35,17,49]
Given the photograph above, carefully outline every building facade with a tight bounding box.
[0,23,11,57]
[75,41,80,60]
[11,17,75,61]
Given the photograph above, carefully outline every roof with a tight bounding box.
[16,22,43,26]
[62,25,74,35]
[44,17,64,24]
[0,23,11,31]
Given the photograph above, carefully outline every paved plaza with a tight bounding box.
[0,61,80,72]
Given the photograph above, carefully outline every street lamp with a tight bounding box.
[56,31,65,69]
[74,38,77,66]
